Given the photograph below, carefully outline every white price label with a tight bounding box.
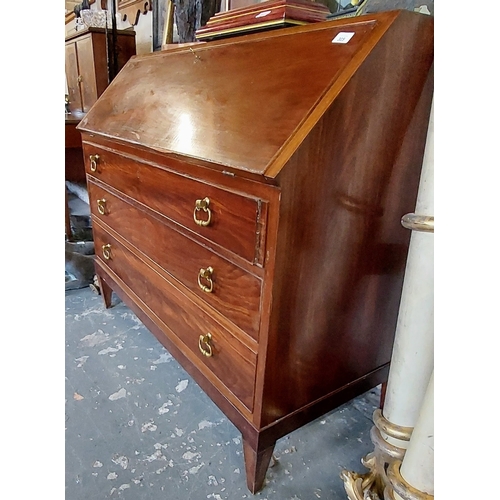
[256,10,272,18]
[332,32,355,44]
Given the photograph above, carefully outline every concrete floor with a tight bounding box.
[65,285,382,500]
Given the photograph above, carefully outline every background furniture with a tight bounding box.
[77,10,433,493]
[65,111,87,239]
[65,27,136,240]
[65,27,136,113]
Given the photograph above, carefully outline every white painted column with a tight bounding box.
[340,101,434,500]
[395,371,434,498]
[382,101,434,449]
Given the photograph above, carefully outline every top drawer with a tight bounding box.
[82,143,267,265]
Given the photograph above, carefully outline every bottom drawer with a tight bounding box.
[93,222,257,412]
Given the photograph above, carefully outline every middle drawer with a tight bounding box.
[88,179,262,340]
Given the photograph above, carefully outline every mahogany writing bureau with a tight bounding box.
[77,10,434,493]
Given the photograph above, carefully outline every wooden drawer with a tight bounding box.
[93,221,257,412]
[83,143,267,265]
[88,179,263,340]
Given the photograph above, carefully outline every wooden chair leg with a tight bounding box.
[242,438,275,494]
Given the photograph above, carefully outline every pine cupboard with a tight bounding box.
[65,27,136,113]
[77,10,434,493]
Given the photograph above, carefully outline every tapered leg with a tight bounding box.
[242,438,275,494]
[98,275,113,308]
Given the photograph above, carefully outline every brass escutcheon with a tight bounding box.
[197,266,214,293]
[102,244,112,260]
[193,197,212,227]
[198,333,213,357]
[97,198,106,215]
[89,154,100,172]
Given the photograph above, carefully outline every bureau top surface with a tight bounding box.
[78,10,432,177]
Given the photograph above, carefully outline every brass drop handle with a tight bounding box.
[198,333,213,357]
[77,75,83,83]
[193,197,212,227]
[89,154,100,172]
[102,244,112,260]
[197,266,214,293]
[97,198,106,215]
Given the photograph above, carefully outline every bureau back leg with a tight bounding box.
[98,275,113,308]
[242,438,275,494]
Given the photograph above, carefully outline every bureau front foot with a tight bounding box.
[242,438,276,494]
[98,275,113,308]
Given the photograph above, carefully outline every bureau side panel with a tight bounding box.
[258,13,434,428]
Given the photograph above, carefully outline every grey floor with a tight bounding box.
[65,285,381,500]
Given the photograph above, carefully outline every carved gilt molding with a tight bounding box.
[386,460,434,500]
[341,409,419,500]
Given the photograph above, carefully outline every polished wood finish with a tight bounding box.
[65,27,136,113]
[78,10,434,493]
[77,19,377,175]
[93,220,258,410]
[88,179,263,339]
[84,145,267,265]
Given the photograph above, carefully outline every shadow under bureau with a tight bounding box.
[77,10,434,493]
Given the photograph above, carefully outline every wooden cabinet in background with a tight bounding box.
[65,27,136,113]
[77,10,434,493]
[65,27,136,239]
